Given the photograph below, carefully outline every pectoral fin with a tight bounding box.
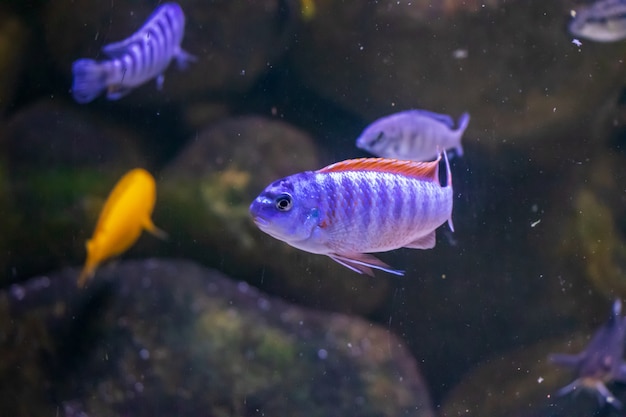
[548,353,582,368]
[156,74,165,90]
[615,362,626,382]
[329,253,404,276]
[404,231,436,249]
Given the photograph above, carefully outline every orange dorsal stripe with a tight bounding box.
[318,155,441,182]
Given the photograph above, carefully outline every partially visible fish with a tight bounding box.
[355,110,470,162]
[569,0,626,42]
[78,168,167,287]
[72,2,196,103]
[300,0,317,20]
[548,299,626,408]
[249,152,454,276]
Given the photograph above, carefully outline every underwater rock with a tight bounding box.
[0,258,435,417]
[0,6,29,115]
[160,115,390,315]
[44,0,300,105]
[0,99,147,282]
[554,150,626,300]
[288,0,626,153]
[441,331,625,417]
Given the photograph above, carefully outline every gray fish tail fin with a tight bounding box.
[71,59,108,104]
[454,112,470,157]
[175,48,197,70]
[457,112,471,133]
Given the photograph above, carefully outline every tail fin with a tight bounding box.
[454,112,470,157]
[77,240,99,288]
[457,112,471,133]
[77,260,96,288]
[71,59,107,104]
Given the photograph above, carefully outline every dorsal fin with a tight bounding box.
[318,155,441,183]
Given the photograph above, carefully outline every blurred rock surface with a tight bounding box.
[288,0,626,154]
[0,99,147,282]
[0,5,29,115]
[442,331,625,417]
[0,258,435,417]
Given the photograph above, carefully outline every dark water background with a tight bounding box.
[2,1,626,416]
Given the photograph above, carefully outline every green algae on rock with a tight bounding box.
[0,259,434,417]
[0,100,148,282]
[441,325,626,417]
[573,188,626,298]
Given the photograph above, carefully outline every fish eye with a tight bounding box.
[275,193,293,211]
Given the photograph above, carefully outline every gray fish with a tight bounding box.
[355,110,470,162]
[548,299,626,408]
[569,0,626,42]
[71,2,196,103]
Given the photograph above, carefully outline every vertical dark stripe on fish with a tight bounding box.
[392,176,404,225]
[143,32,152,72]
[154,21,167,53]
[340,173,354,223]
[358,174,372,234]
[157,21,169,57]
[376,175,388,231]
[163,9,176,48]
[322,173,337,224]
[130,44,143,79]
[408,179,419,229]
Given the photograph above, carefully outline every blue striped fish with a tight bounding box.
[71,2,196,103]
[249,153,454,276]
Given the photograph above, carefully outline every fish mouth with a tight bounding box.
[252,216,269,228]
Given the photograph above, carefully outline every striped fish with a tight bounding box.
[356,110,470,162]
[71,2,196,103]
[549,299,626,408]
[249,152,454,276]
[569,0,626,42]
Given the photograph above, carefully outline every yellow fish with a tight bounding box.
[77,168,166,287]
[300,0,316,21]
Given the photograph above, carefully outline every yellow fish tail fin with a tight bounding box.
[77,261,97,288]
[77,240,100,288]
[144,218,168,240]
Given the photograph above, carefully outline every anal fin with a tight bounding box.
[404,231,436,249]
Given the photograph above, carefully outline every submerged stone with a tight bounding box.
[288,0,626,154]
[0,99,147,282]
[0,258,434,417]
